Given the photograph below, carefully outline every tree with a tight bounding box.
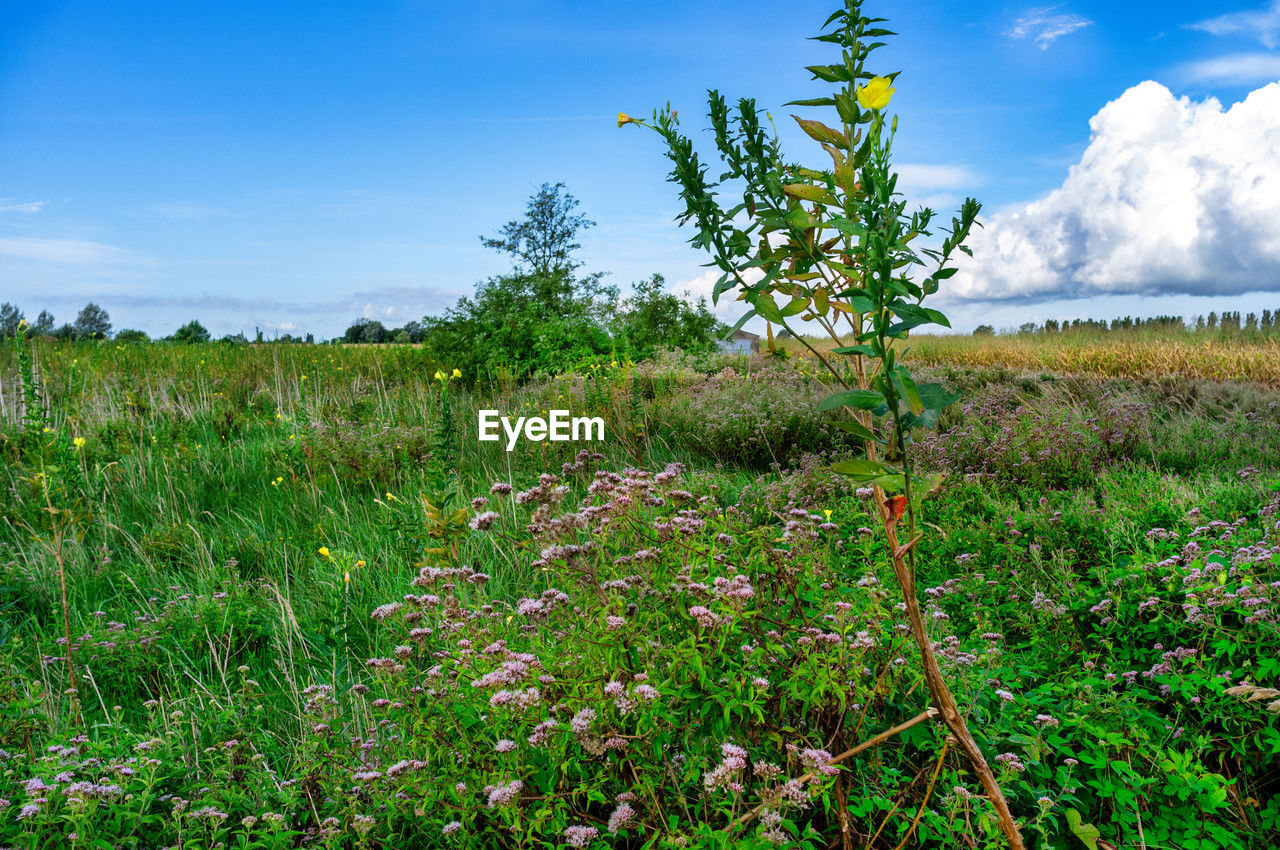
[344,318,387,344]
[34,310,55,335]
[480,182,595,277]
[74,303,111,339]
[172,320,210,343]
[972,324,995,336]
[424,183,618,379]
[115,329,150,343]
[615,274,724,359]
[0,303,23,338]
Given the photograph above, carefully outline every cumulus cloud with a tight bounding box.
[1181,52,1280,85]
[1007,6,1093,50]
[949,80,1280,301]
[1188,1,1280,49]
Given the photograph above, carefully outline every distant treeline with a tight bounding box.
[975,310,1280,336]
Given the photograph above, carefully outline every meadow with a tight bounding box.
[1,333,1278,849]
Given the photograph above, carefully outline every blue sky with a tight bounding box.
[3,0,1280,337]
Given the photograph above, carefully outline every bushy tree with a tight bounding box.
[614,274,724,359]
[344,318,388,344]
[115,329,150,343]
[423,183,617,379]
[0,303,23,338]
[171,320,210,343]
[33,310,54,335]
[73,303,111,339]
[480,182,594,277]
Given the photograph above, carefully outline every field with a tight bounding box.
[1,334,1279,848]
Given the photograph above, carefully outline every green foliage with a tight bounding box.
[613,274,725,360]
[170,320,210,344]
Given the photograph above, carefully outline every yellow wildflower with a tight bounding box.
[617,112,634,127]
[356,560,365,568]
[434,370,444,381]
[824,509,832,521]
[318,546,330,558]
[451,368,462,379]
[856,76,894,110]
[72,437,85,449]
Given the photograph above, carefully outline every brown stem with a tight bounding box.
[891,741,950,850]
[877,511,1024,849]
[851,345,1024,849]
[729,708,936,833]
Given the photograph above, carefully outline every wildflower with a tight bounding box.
[318,547,330,558]
[434,370,444,380]
[442,821,462,835]
[608,802,635,832]
[495,739,516,753]
[617,112,634,127]
[565,825,599,847]
[856,76,895,110]
[73,437,86,449]
[452,368,462,378]
[17,318,29,332]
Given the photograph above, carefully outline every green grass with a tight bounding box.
[1,339,1278,848]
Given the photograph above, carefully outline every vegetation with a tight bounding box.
[1,2,1278,847]
[1,322,1278,848]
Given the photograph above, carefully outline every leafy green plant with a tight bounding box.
[624,1,1026,845]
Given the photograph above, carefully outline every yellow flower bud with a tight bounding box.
[344,572,350,584]
[434,370,444,380]
[617,112,634,128]
[856,76,895,111]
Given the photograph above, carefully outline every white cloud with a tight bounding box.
[950,80,1280,301]
[895,163,982,191]
[0,236,155,267]
[1188,1,1280,49]
[1007,6,1093,50]
[0,199,45,214]
[1181,52,1280,85]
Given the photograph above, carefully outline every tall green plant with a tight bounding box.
[624,2,1024,846]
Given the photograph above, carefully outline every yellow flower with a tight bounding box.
[72,437,85,449]
[451,368,462,379]
[318,546,330,558]
[856,76,895,110]
[355,560,365,568]
[617,112,634,128]
[17,318,29,332]
[434,370,444,381]
[824,509,832,521]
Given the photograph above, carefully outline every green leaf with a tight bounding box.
[832,344,875,356]
[818,389,883,412]
[1065,810,1101,850]
[791,115,848,148]
[783,183,834,204]
[829,419,878,441]
[785,207,818,230]
[723,309,757,337]
[831,459,894,480]
[750,292,784,323]
[915,382,961,412]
